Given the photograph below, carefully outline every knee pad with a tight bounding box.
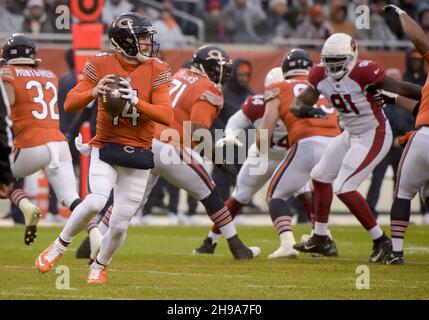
[85,193,109,213]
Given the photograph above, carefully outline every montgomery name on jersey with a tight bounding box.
[1,64,66,148]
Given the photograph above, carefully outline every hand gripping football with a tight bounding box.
[101,75,127,117]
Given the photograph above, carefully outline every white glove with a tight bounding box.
[215,136,243,148]
[119,79,138,106]
[384,4,406,16]
[75,133,91,156]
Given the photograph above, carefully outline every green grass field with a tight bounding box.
[0,225,428,300]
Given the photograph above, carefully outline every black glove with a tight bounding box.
[296,105,327,119]
[373,89,398,106]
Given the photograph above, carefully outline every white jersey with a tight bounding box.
[227,94,288,153]
[308,60,386,134]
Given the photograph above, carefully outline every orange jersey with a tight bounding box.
[416,51,429,127]
[64,53,173,149]
[1,65,66,148]
[265,76,340,146]
[155,68,223,144]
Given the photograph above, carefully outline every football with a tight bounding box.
[101,75,127,117]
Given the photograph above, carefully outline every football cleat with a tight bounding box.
[35,240,67,273]
[268,244,299,259]
[192,237,217,254]
[293,234,332,255]
[370,233,391,263]
[269,232,299,259]
[87,263,107,285]
[381,251,404,265]
[300,232,338,257]
[22,201,42,245]
[227,235,260,260]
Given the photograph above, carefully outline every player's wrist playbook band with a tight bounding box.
[99,143,154,170]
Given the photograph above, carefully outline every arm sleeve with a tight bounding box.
[0,81,13,185]
[64,79,95,112]
[225,109,252,137]
[64,56,99,112]
[135,83,173,126]
[190,100,219,129]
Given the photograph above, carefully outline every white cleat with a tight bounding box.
[268,244,299,259]
[22,200,42,245]
[249,246,261,258]
[89,227,103,262]
[269,231,299,259]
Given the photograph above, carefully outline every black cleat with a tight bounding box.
[76,236,91,259]
[192,237,217,254]
[370,233,392,263]
[227,235,260,260]
[294,234,332,255]
[311,238,339,257]
[24,226,37,245]
[382,251,404,265]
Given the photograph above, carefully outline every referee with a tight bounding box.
[0,79,13,198]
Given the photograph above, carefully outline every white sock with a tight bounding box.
[327,229,333,240]
[392,238,404,252]
[280,231,295,244]
[314,222,329,236]
[18,198,34,213]
[208,231,221,243]
[368,225,383,240]
[219,222,237,240]
[98,221,109,235]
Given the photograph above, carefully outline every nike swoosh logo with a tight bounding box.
[37,256,46,268]
[304,244,316,250]
[374,68,380,74]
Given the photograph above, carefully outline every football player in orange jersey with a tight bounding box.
[256,49,340,258]
[381,5,429,264]
[1,34,82,245]
[35,13,173,284]
[79,45,261,260]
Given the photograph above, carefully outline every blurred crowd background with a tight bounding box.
[1,0,429,47]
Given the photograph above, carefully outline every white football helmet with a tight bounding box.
[264,67,284,88]
[320,33,358,80]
